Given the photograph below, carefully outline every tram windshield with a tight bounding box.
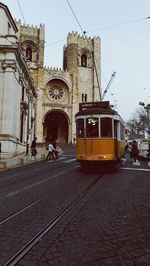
[101,118,112,137]
[76,119,85,138]
[86,117,99,138]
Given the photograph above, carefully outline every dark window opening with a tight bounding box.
[82,93,87,102]
[76,119,85,138]
[85,94,87,102]
[101,118,112,137]
[26,47,32,61]
[8,22,11,34]
[114,120,118,139]
[86,117,99,138]
[81,54,87,67]
[121,124,125,140]
[22,86,25,101]
[20,113,24,142]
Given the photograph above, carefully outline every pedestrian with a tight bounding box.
[46,142,56,160]
[147,143,150,159]
[131,140,139,162]
[125,140,129,153]
[31,137,37,159]
[53,139,59,159]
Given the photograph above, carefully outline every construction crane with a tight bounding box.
[101,71,116,101]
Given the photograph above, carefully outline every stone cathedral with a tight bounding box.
[16,20,101,144]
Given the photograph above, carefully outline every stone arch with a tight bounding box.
[43,110,70,143]
[45,76,72,93]
[21,40,38,62]
[78,48,91,67]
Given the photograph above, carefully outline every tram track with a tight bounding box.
[0,168,79,225]
[0,157,75,189]
[3,173,106,266]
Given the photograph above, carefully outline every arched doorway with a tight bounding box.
[43,110,69,143]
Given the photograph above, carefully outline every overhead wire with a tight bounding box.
[14,0,150,103]
[16,0,31,38]
[66,0,102,100]
[65,1,150,103]
[66,0,85,34]
[16,0,26,24]
[87,17,149,34]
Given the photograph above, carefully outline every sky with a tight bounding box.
[2,0,150,122]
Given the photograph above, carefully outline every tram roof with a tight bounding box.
[75,101,118,116]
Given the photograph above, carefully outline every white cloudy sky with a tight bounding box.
[2,0,150,121]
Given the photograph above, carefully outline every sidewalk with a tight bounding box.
[0,146,46,171]
[0,144,76,172]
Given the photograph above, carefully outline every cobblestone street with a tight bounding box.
[16,164,150,266]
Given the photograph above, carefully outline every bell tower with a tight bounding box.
[15,20,45,87]
[63,32,101,133]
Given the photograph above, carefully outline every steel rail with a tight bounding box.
[0,157,68,189]
[0,166,79,225]
[4,174,104,266]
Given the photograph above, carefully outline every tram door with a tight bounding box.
[76,119,86,156]
[114,120,118,160]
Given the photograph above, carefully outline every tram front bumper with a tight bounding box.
[77,154,115,161]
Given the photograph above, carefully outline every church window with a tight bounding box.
[85,94,87,102]
[82,93,87,102]
[48,85,65,101]
[8,22,11,34]
[26,47,32,61]
[81,54,87,67]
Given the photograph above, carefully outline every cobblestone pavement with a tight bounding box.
[1,148,150,265]
[15,157,150,266]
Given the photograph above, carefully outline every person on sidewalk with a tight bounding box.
[31,137,37,160]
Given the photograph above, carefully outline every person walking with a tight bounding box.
[46,142,56,160]
[147,143,150,159]
[53,139,59,159]
[131,140,139,163]
[31,137,37,160]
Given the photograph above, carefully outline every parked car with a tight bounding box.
[138,139,150,159]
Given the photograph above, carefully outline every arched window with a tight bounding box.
[81,54,87,67]
[26,47,32,61]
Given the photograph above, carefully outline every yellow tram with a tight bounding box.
[75,101,125,168]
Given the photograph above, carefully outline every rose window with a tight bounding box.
[48,85,64,101]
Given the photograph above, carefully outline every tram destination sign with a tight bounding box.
[79,101,110,111]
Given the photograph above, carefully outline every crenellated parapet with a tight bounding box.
[67,31,100,47]
[44,66,66,73]
[15,20,45,41]
[43,67,72,91]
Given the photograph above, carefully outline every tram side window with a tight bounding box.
[86,117,99,138]
[114,120,118,139]
[120,124,125,140]
[101,118,112,137]
[76,119,85,138]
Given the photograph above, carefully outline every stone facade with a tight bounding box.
[0,3,37,158]
[15,22,101,144]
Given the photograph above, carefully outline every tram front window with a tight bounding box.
[101,118,112,137]
[76,119,85,138]
[86,117,99,138]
